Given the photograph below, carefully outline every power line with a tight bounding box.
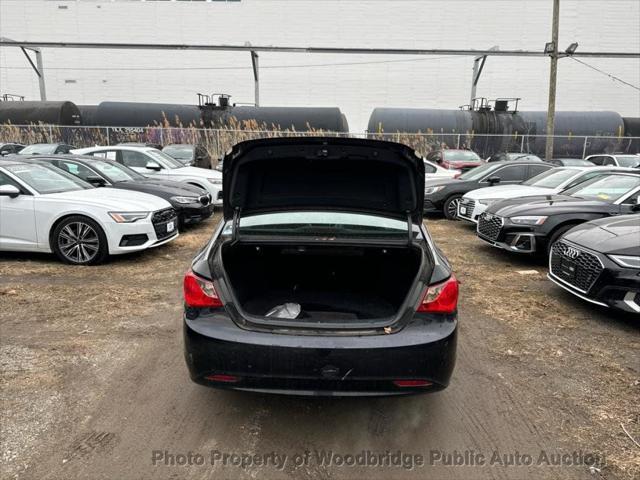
[0,55,463,72]
[569,56,640,91]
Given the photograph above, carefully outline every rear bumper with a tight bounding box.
[184,312,457,396]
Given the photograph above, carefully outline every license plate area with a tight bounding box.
[558,258,577,282]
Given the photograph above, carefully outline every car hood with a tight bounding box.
[465,185,554,200]
[117,179,206,197]
[45,188,172,211]
[168,166,221,179]
[562,214,640,256]
[222,137,425,222]
[487,195,612,217]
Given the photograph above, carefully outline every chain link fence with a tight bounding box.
[1,124,638,166]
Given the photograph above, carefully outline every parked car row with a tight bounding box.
[423,158,640,315]
[0,144,224,265]
[0,141,215,169]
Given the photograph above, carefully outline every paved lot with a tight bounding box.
[1,215,638,480]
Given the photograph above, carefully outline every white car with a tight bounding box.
[72,146,223,205]
[457,166,633,223]
[423,158,460,180]
[0,160,179,265]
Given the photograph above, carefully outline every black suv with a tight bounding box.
[548,214,640,315]
[183,137,458,396]
[424,161,554,219]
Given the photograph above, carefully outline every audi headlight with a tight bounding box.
[109,212,149,223]
[171,196,199,204]
[207,178,222,185]
[478,198,502,206]
[510,216,548,225]
[424,185,446,195]
[609,255,640,269]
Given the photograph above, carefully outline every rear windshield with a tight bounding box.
[228,212,417,240]
[444,150,480,161]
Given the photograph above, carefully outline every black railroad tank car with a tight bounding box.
[0,101,81,125]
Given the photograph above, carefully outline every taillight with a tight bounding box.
[183,269,223,308]
[416,274,459,314]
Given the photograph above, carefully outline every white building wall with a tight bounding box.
[1,0,639,131]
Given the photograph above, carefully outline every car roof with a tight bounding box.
[486,160,554,166]
[16,154,104,163]
[76,145,155,152]
[0,159,29,167]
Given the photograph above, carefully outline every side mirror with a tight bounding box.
[487,176,501,185]
[86,176,107,187]
[631,197,640,212]
[145,161,162,171]
[0,184,20,198]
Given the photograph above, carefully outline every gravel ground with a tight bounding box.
[0,214,638,480]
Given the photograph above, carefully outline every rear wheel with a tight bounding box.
[52,216,108,265]
[443,195,462,220]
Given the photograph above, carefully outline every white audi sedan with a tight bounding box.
[0,160,178,265]
[73,146,223,206]
[457,166,634,223]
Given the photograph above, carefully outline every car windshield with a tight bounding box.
[522,168,579,188]
[229,211,417,240]
[18,144,58,155]
[615,155,640,168]
[89,159,144,182]
[563,174,640,202]
[4,163,92,193]
[146,150,185,169]
[458,163,500,180]
[444,150,480,161]
[163,145,194,160]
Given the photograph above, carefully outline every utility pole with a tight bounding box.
[545,0,560,161]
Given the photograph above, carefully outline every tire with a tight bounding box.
[443,195,462,220]
[51,215,108,265]
[546,223,579,257]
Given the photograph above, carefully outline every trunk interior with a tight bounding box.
[221,243,422,322]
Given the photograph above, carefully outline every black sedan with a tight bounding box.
[183,137,458,396]
[424,160,554,219]
[477,172,640,255]
[21,155,215,226]
[548,214,640,315]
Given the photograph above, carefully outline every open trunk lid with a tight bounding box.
[222,137,425,224]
